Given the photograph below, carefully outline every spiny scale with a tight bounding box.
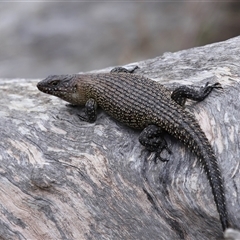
[37,71,229,231]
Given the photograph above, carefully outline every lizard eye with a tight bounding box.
[51,80,59,86]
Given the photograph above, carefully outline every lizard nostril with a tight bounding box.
[37,82,42,90]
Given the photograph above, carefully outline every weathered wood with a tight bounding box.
[0,36,240,240]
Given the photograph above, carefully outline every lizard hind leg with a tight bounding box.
[139,125,172,163]
[171,82,222,106]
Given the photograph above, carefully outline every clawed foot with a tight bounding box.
[202,82,222,92]
[139,124,172,163]
[153,142,172,163]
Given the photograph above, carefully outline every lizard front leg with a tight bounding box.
[171,82,222,106]
[78,98,97,123]
[139,125,172,162]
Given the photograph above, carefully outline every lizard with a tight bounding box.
[37,66,229,231]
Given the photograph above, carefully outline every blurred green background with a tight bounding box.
[1,2,239,78]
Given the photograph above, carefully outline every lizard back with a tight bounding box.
[85,73,186,130]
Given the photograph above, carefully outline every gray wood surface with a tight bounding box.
[0,36,240,240]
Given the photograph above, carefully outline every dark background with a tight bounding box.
[1,2,240,78]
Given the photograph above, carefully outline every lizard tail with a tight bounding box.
[194,135,229,231]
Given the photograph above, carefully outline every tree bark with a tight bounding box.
[0,36,240,240]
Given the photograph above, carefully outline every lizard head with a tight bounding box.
[37,74,87,105]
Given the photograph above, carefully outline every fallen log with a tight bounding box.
[0,36,240,240]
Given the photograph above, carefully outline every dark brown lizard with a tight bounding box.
[37,66,229,231]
